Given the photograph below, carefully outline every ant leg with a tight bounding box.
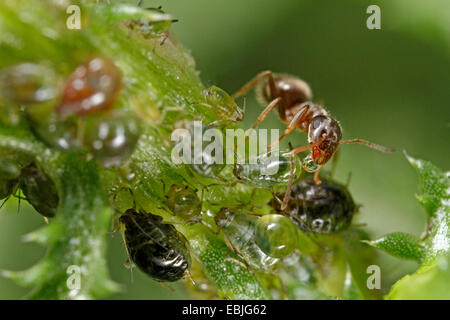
[268,103,311,151]
[281,152,296,211]
[232,70,276,100]
[281,143,319,210]
[314,166,323,185]
[242,97,282,146]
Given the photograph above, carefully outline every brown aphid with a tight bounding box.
[57,56,122,117]
[233,71,394,209]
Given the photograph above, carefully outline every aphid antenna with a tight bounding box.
[185,271,196,287]
[119,225,134,283]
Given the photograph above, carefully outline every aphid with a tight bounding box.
[122,3,176,39]
[0,179,18,201]
[254,214,298,259]
[29,113,81,151]
[173,120,226,180]
[200,86,244,125]
[0,63,59,106]
[83,110,142,168]
[214,208,278,270]
[166,184,202,225]
[0,157,21,201]
[233,150,301,189]
[232,71,394,207]
[272,177,356,234]
[120,209,191,282]
[0,63,59,126]
[19,163,59,218]
[57,56,122,118]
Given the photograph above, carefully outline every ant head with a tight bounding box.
[308,116,342,165]
[260,74,312,107]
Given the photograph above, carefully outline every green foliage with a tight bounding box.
[364,232,425,262]
[0,1,447,300]
[367,153,449,299]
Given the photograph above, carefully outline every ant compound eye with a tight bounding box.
[84,110,142,168]
[58,56,122,117]
[302,154,320,172]
[255,214,298,259]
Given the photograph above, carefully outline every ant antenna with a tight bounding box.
[339,139,395,153]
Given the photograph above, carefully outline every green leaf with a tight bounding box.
[384,153,449,299]
[0,0,269,299]
[364,232,425,262]
[386,254,450,300]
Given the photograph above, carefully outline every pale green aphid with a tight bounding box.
[255,214,298,259]
[233,150,301,189]
[202,86,243,123]
[215,208,278,270]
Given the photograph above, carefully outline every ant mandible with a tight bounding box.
[232,71,394,209]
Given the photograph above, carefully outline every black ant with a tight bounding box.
[232,71,394,209]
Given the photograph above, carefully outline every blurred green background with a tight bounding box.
[0,0,448,299]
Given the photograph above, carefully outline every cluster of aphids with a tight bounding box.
[118,71,394,285]
[0,57,143,216]
[0,57,141,167]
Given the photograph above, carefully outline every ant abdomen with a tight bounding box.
[257,74,312,110]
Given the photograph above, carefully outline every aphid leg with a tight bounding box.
[158,106,185,127]
[0,197,10,210]
[345,171,352,188]
[159,282,174,291]
[16,189,21,215]
[120,225,134,283]
[159,33,169,46]
[185,166,207,188]
[268,102,311,151]
[339,139,395,153]
[231,70,276,100]
[185,271,196,287]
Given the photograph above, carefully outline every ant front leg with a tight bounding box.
[268,102,311,151]
[232,70,276,100]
